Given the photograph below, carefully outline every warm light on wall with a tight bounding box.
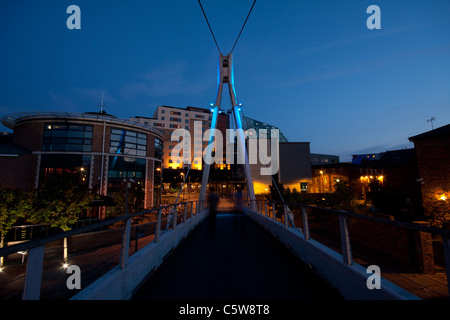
[360,175,384,184]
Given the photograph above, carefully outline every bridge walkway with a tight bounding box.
[132,211,342,300]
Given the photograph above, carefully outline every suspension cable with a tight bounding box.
[230,0,256,54]
[197,0,221,53]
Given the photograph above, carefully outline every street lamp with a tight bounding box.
[180,172,185,201]
[123,178,135,215]
[156,167,162,206]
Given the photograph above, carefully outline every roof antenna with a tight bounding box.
[427,116,436,130]
[99,90,106,114]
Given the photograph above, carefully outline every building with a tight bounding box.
[409,124,450,217]
[310,153,339,165]
[310,148,423,220]
[242,116,288,142]
[310,162,376,197]
[352,153,383,164]
[0,111,164,217]
[131,105,228,171]
[277,142,312,193]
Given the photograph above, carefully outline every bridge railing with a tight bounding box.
[0,200,206,300]
[244,199,450,300]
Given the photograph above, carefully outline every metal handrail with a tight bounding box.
[0,201,202,258]
[245,199,450,298]
[0,199,207,300]
[250,199,450,238]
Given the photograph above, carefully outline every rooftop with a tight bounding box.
[1,111,164,137]
[409,123,450,141]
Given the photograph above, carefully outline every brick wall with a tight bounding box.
[413,135,450,214]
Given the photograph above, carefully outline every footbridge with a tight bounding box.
[1,197,449,301]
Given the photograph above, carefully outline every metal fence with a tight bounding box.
[246,199,450,300]
[0,200,206,300]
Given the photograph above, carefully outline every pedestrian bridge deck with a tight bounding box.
[132,212,342,300]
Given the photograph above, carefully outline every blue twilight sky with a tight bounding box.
[1,0,450,161]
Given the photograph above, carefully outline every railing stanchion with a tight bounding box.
[184,203,187,223]
[22,245,45,300]
[339,213,353,265]
[265,201,268,217]
[155,209,162,243]
[284,204,288,228]
[120,218,132,269]
[173,204,178,229]
[302,207,310,240]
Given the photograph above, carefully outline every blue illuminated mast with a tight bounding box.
[199,53,256,207]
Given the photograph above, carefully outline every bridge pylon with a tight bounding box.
[198,53,256,209]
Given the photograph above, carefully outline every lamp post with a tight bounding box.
[180,172,185,201]
[123,178,135,215]
[319,170,324,193]
[156,167,162,206]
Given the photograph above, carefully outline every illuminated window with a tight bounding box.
[43,123,92,152]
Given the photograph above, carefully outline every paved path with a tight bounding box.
[133,212,342,300]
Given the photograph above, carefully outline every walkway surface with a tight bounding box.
[132,211,342,300]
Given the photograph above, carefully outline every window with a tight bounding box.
[169,124,181,129]
[161,110,165,113]
[155,138,163,159]
[107,156,146,202]
[40,154,91,185]
[110,128,147,156]
[170,111,181,116]
[43,123,92,152]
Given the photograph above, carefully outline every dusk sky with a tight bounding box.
[1,0,449,161]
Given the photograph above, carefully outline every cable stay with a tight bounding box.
[197,0,256,54]
[196,1,258,211]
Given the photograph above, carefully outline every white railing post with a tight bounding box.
[22,245,45,300]
[302,207,310,240]
[284,204,288,228]
[120,218,131,269]
[265,201,268,217]
[339,214,353,265]
[174,205,178,229]
[183,203,187,223]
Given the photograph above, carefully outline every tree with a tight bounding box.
[29,172,94,265]
[29,172,93,231]
[0,189,31,266]
[327,179,366,213]
[112,181,145,216]
[423,188,450,229]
